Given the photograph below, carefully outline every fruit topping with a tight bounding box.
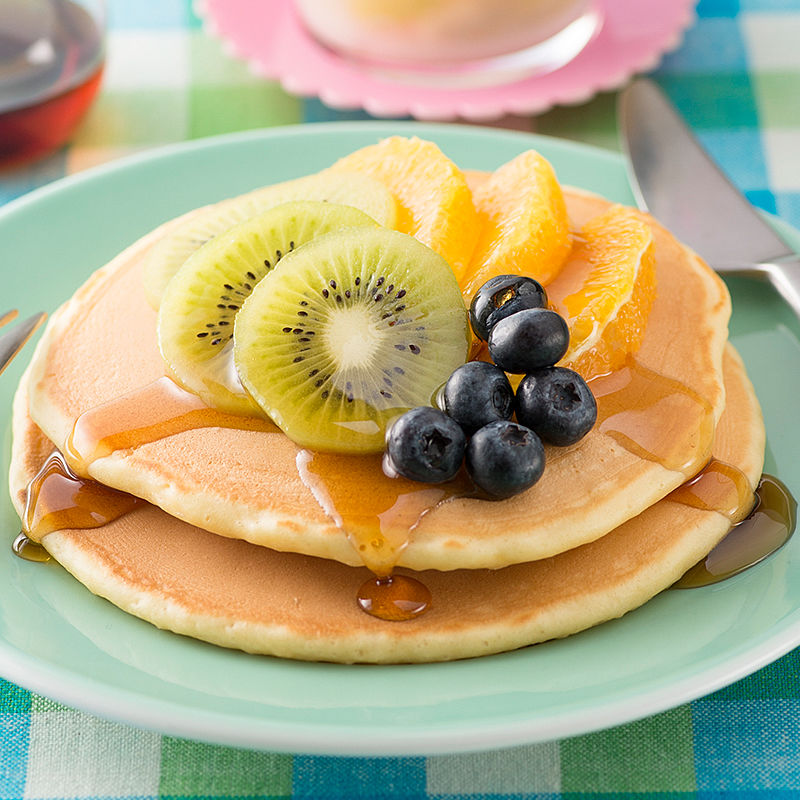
[469,274,548,342]
[329,136,479,285]
[384,407,466,483]
[462,149,571,300]
[547,204,656,379]
[143,170,398,309]
[465,421,545,499]
[233,226,470,454]
[379,270,598,499]
[158,201,378,417]
[516,367,598,446]
[487,307,570,374]
[439,361,514,435]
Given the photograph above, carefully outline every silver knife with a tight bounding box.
[618,78,800,319]
[0,311,46,376]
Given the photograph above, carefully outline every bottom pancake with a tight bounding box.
[8,345,764,664]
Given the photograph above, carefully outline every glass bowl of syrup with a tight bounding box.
[0,0,105,168]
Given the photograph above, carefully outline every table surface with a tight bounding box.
[2,0,800,796]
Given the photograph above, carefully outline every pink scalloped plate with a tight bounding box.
[197,0,696,121]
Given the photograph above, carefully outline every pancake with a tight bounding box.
[21,188,731,572]
[8,345,764,663]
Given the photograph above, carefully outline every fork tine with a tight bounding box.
[0,309,19,328]
[0,312,46,376]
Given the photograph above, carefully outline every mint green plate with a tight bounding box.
[1,124,799,756]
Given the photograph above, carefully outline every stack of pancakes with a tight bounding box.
[8,183,765,664]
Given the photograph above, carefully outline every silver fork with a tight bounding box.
[0,310,46,376]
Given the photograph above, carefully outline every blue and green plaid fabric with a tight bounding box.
[2,0,800,795]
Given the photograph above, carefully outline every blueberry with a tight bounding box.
[487,307,569,374]
[469,275,548,341]
[385,406,466,483]
[465,420,545,499]
[439,361,514,435]
[516,367,597,446]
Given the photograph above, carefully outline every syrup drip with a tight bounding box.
[16,377,273,562]
[12,532,50,562]
[357,574,432,621]
[588,358,715,475]
[19,451,141,550]
[296,449,473,578]
[669,458,755,521]
[673,473,796,588]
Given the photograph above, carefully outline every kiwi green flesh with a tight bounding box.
[142,170,398,309]
[157,201,379,417]
[234,227,470,453]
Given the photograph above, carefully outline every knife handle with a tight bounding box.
[713,257,800,321]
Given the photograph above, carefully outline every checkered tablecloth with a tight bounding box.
[2,0,800,796]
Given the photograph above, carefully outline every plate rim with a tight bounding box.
[1,122,799,756]
[2,614,800,755]
[0,120,623,213]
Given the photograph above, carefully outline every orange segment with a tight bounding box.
[463,169,489,194]
[462,150,571,302]
[548,204,657,380]
[327,136,478,283]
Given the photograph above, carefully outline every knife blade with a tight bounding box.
[619,78,794,263]
[0,312,46,376]
[618,78,800,318]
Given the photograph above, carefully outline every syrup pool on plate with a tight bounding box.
[0,0,105,167]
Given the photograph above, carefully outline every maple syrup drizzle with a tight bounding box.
[588,358,716,475]
[297,451,478,619]
[673,473,796,589]
[15,451,141,561]
[15,378,274,561]
[64,376,275,473]
[357,574,432,621]
[669,458,754,520]
[296,449,473,568]
[12,532,50,562]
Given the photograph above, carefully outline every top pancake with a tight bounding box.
[23,188,731,571]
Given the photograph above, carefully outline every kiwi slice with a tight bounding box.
[158,201,379,416]
[143,170,398,309]
[233,227,470,454]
